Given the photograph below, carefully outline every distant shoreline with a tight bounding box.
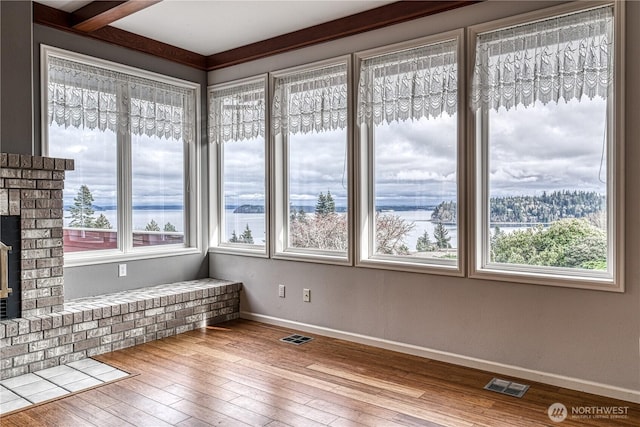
[64,205,184,211]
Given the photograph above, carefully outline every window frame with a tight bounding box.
[208,74,270,258]
[41,45,202,267]
[467,1,625,291]
[354,30,466,276]
[270,56,354,266]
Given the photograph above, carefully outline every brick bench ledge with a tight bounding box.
[0,278,242,380]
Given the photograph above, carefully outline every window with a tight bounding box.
[272,59,351,263]
[356,32,464,274]
[44,46,199,263]
[209,77,267,255]
[470,3,624,290]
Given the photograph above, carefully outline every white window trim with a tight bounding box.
[208,74,270,258]
[41,45,202,267]
[270,55,354,266]
[467,1,625,292]
[354,30,466,277]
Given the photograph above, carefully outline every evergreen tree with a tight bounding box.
[164,222,177,232]
[240,224,254,244]
[68,185,96,228]
[315,192,328,216]
[315,191,337,216]
[145,219,160,232]
[433,222,452,249]
[94,213,112,229]
[326,191,336,214]
[416,230,435,252]
[229,230,239,243]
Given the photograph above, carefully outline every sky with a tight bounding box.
[49,125,184,208]
[223,94,607,208]
[49,95,608,210]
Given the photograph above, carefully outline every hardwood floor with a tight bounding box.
[2,319,638,426]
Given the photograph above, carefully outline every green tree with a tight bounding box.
[433,222,452,249]
[228,225,255,244]
[145,219,160,232]
[315,192,328,216]
[416,230,435,252]
[94,213,112,229]
[491,218,606,270]
[240,224,254,244]
[164,222,177,232]
[315,191,337,216]
[68,185,96,228]
[326,191,336,214]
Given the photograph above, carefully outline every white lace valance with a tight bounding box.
[272,63,348,136]
[209,81,265,144]
[48,56,196,143]
[358,39,458,125]
[471,5,613,112]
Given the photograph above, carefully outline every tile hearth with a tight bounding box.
[0,358,129,415]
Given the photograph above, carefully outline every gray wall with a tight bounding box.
[1,1,33,154]
[209,1,640,394]
[1,4,209,298]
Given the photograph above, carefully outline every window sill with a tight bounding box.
[357,257,463,276]
[209,245,268,258]
[470,265,622,292]
[272,250,351,267]
[63,246,203,267]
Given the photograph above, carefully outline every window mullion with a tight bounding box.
[117,83,133,253]
[479,107,490,269]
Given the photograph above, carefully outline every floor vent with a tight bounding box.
[484,378,529,398]
[280,334,313,345]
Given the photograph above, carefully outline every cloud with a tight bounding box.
[50,93,609,211]
[489,96,607,196]
[49,125,186,207]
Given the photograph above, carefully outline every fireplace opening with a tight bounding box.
[0,215,21,319]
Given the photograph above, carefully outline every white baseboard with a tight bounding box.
[241,311,640,404]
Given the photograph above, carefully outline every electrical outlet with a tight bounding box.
[303,288,310,302]
[118,264,127,277]
[278,284,285,298]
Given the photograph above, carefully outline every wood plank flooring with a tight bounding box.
[1,319,638,426]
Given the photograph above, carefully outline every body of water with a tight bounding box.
[223,209,461,250]
[73,208,532,250]
[64,209,184,232]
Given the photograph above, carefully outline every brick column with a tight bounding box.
[0,153,74,317]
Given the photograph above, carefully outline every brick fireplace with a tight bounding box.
[0,152,241,380]
[0,153,74,318]
[0,153,242,379]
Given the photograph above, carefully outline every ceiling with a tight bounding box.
[34,0,476,70]
[36,0,395,56]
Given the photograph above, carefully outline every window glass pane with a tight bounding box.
[131,134,185,247]
[49,124,118,253]
[373,115,457,259]
[222,137,266,246]
[288,129,348,252]
[487,96,608,271]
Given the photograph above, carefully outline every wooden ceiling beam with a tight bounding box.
[33,2,207,70]
[206,1,480,70]
[34,1,479,72]
[71,1,162,33]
